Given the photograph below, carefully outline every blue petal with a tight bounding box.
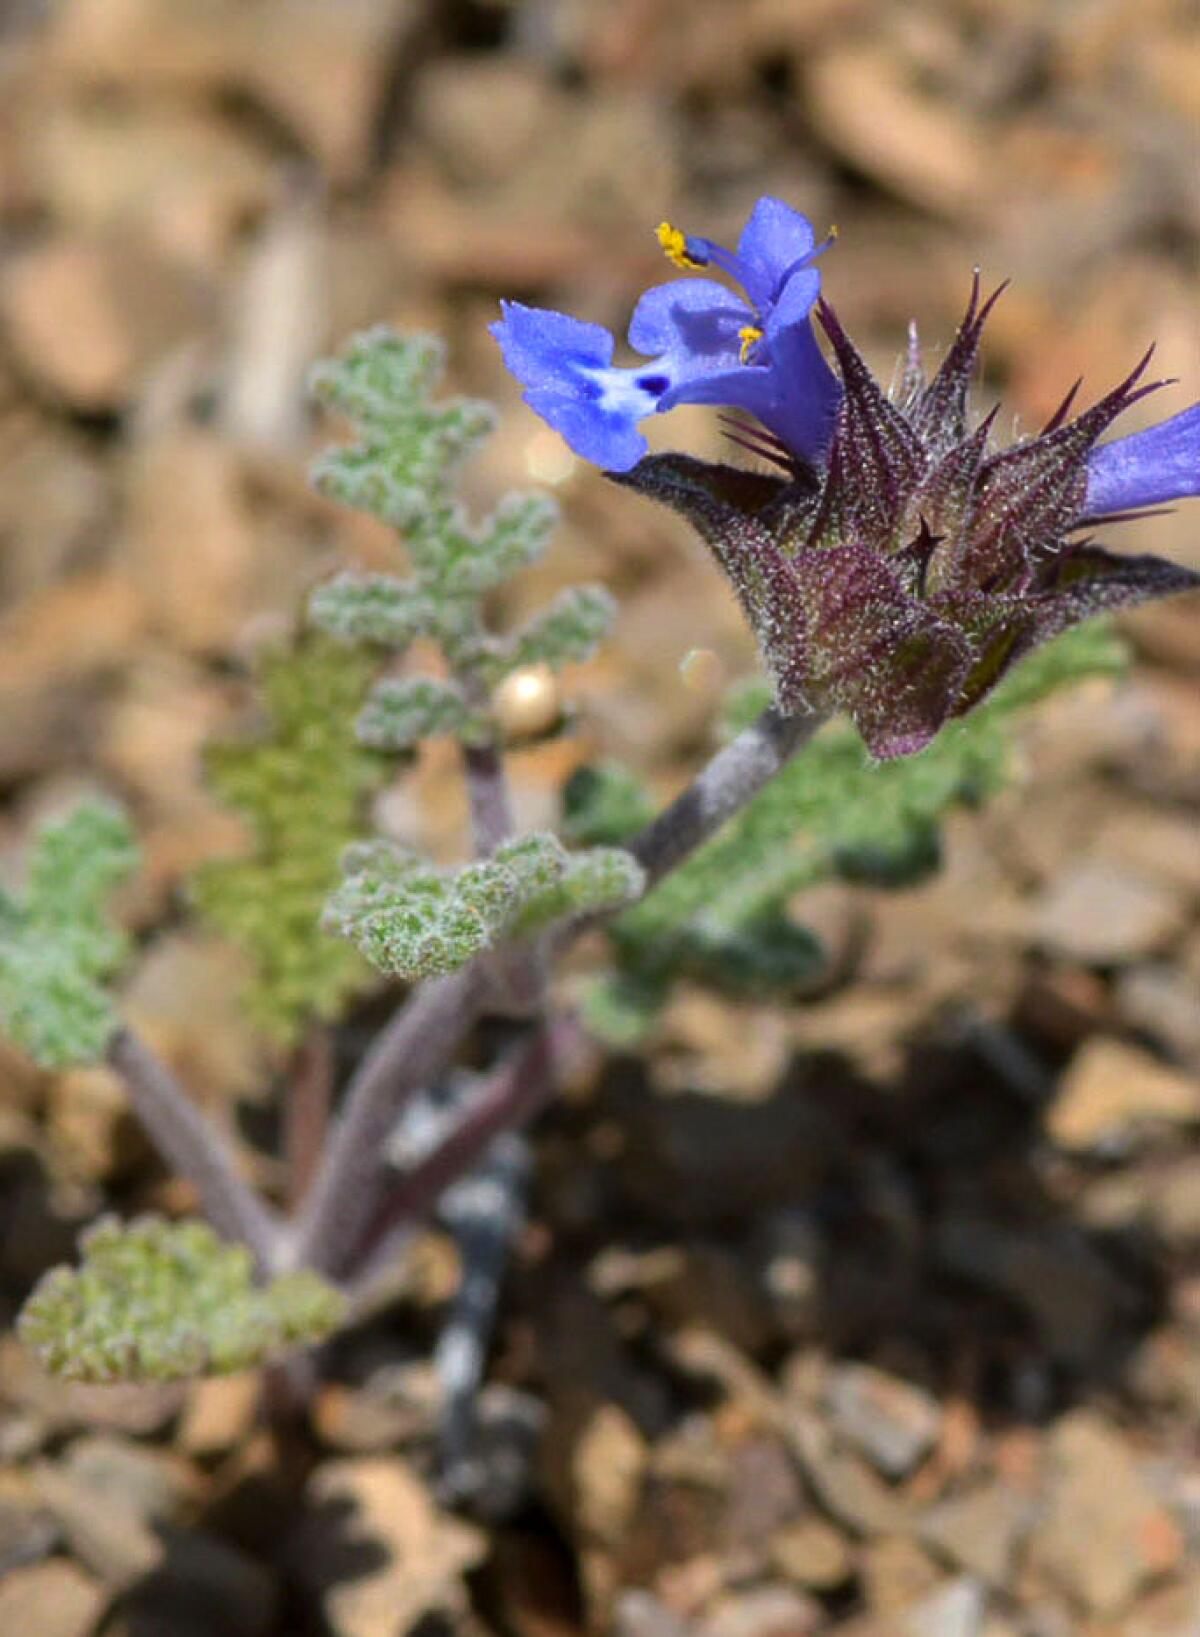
[662,295,840,466]
[523,388,649,470]
[1085,402,1200,514]
[492,300,664,472]
[737,197,819,307]
[491,301,614,389]
[762,268,841,457]
[627,278,748,375]
[661,362,780,427]
[764,264,823,338]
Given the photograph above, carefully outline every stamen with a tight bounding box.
[802,226,839,267]
[770,225,839,298]
[738,325,764,363]
[656,221,705,271]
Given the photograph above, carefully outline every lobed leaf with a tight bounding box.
[308,572,438,649]
[190,636,387,1046]
[326,832,643,980]
[0,800,138,1068]
[310,330,496,543]
[507,585,618,674]
[19,1216,346,1383]
[471,492,559,587]
[310,328,447,426]
[357,676,487,750]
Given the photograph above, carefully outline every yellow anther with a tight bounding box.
[656,220,702,270]
[828,223,840,240]
[738,324,764,362]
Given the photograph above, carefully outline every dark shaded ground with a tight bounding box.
[0,2,1198,1634]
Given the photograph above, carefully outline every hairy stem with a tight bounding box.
[107,1028,282,1272]
[462,741,517,858]
[348,1022,560,1292]
[290,965,487,1276]
[630,704,827,889]
[284,1026,334,1211]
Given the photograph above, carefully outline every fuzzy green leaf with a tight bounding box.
[510,843,646,935]
[323,843,505,979]
[19,1216,346,1383]
[470,492,559,589]
[309,332,589,684]
[308,572,438,649]
[326,832,643,980]
[357,676,487,750]
[507,585,618,673]
[190,635,388,1047]
[0,801,137,1068]
[310,330,496,545]
[310,329,446,426]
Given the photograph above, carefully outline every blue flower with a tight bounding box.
[491,196,840,473]
[612,286,1200,759]
[1086,401,1200,516]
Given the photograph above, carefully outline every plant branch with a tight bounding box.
[348,1020,562,1295]
[289,964,488,1276]
[106,1027,283,1272]
[462,741,516,858]
[296,701,828,1280]
[629,704,828,889]
[284,1026,335,1211]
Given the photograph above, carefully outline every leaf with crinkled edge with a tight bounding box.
[310,329,496,541]
[25,801,138,923]
[190,635,387,1047]
[310,328,446,426]
[506,585,618,674]
[510,843,645,935]
[468,492,559,590]
[309,572,439,649]
[323,842,501,978]
[407,493,562,600]
[0,801,137,1068]
[595,623,1128,1025]
[357,676,489,750]
[325,831,643,980]
[491,832,570,893]
[18,1216,346,1383]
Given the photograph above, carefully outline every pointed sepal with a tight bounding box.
[814,301,928,552]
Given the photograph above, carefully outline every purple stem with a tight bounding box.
[107,1028,282,1272]
[290,964,487,1277]
[629,705,826,889]
[284,1026,334,1211]
[348,1021,561,1294]
[462,741,517,858]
